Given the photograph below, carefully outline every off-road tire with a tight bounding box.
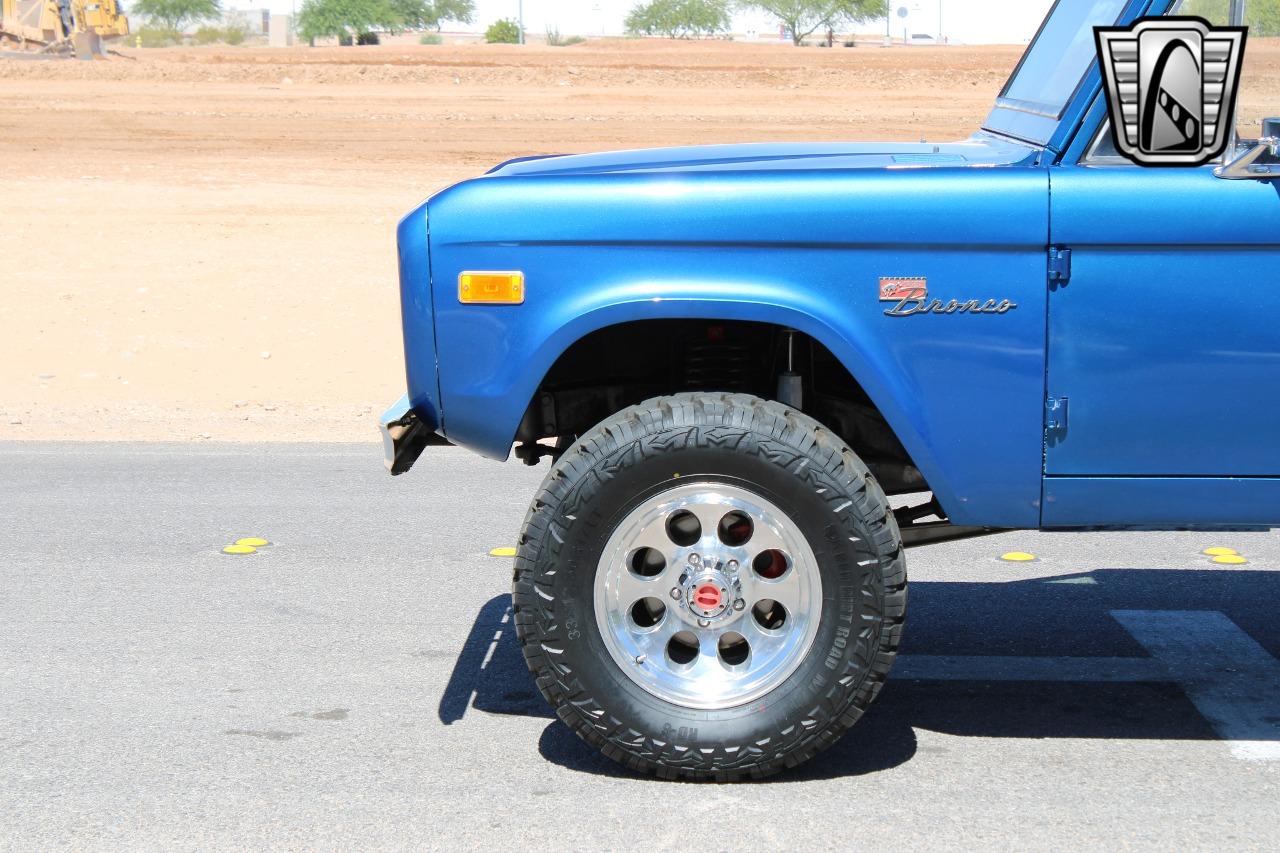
[512,392,907,780]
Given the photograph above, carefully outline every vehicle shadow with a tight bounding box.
[438,568,1280,781]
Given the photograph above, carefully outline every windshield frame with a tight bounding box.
[981,0,1168,149]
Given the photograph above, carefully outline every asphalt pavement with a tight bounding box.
[3,442,1280,850]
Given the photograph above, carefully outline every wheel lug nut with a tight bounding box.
[733,598,745,611]
[697,617,711,628]
[726,560,738,573]
[688,554,700,565]
[669,587,681,600]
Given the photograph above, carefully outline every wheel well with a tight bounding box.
[514,319,927,495]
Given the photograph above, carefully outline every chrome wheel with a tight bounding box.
[594,482,822,710]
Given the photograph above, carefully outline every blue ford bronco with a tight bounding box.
[381,0,1278,779]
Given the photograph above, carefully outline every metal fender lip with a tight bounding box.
[380,394,450,475]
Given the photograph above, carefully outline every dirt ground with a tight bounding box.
[1,38,1275,441]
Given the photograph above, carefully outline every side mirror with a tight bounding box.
[1214,117,1280,181]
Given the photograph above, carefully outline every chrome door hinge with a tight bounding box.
[1048,247,1072,288]
[1045,396,1069,435]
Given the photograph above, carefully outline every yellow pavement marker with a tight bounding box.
[489,546,517,557]
[1203,547,1238,557]
[1211,554,1249,565]
[236,537,270,547]
[223,544,257,555]
[1000,551,1037,563]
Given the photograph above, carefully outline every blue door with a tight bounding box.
[1047,165,1280,476]
[1043,157,1280,526]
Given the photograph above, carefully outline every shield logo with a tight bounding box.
[1095,16,1247,166]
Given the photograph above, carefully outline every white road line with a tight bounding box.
[1112,610,1280,763]
[894,654,1168,683]
[891,611,1280,762]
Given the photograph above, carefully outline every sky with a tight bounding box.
[232,0,1057,45]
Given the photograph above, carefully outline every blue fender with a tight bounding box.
[413,162,1051,528]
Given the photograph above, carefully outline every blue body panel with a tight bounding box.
[488,138,1028,177]
[421,151,1050,528]
[1044,478,1280,529]
[396,205,441,430]
[391,0,1279,531]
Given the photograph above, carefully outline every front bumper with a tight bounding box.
[380,394,448,475]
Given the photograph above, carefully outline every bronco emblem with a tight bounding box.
[879,276,927,301]
[880,277,1017,317]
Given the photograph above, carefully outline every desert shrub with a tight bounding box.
[135,26,182,46]
[418,32,443,44]
[545,27,584,46]
[484,18,520,43]
[338,30,380,44]
[190,20,249,43]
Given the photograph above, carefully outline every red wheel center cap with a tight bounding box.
[693,584,722,610]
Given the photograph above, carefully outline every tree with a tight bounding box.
[296,0,399,43]
[1181,0,1280,34]
[484,18,520,43]
[130,0,221,32]
[389,0,474,31]
[1255,0,1280,35]
[625,0,731,39]
[742,0,886,45]
[1192,0,1280,33]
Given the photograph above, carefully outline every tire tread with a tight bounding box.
[512,392,906,780]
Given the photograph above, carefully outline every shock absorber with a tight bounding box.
[776,329,803,410]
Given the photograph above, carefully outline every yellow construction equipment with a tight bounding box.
[0,0,128,58]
